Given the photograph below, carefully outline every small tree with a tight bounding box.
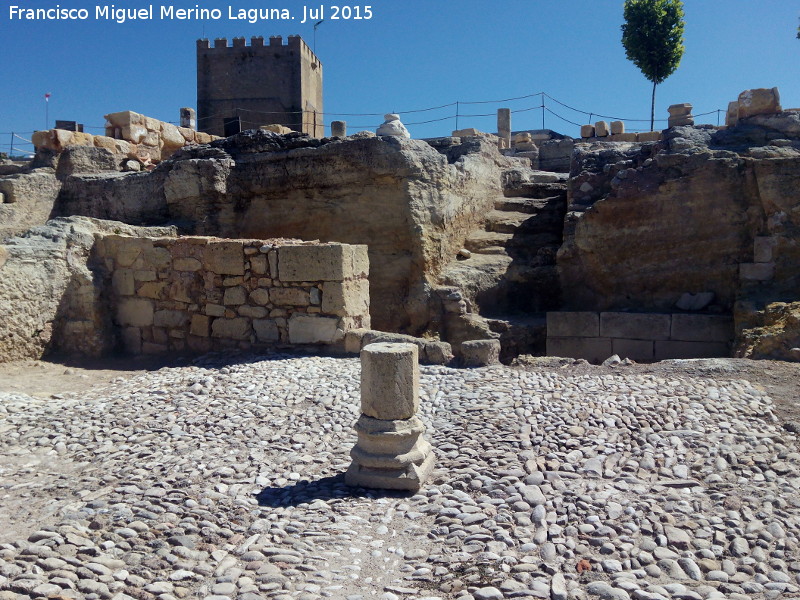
[621,0,686,130]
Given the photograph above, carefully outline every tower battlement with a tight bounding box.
[196,34,323,138]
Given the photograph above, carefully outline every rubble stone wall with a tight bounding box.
[547,311,734,363]
[95,235,370,355]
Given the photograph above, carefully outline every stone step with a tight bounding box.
[493,196,566,214]
[485,210,565,235]
[504,181,567,199]
[464,230,513,252]
[440,253,514,311]
[464,230,562,254]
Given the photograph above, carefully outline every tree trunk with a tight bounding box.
[650,80,657,131]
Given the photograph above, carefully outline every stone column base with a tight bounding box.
[345,414,435,491]
[345,451,435,492]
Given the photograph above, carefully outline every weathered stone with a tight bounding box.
[754,236,777,263]
[740,262,774,281]
[287,314,339,344]
[738,87,782,119]
[460,339,501,367]
[360,343,420,420]
[600,312,670,340]
[321,279,369,317]
[112,269,135,296]
[117,297,154,327]
[735,301,800,361]
[203,242,244,275]
[594,121,609,137]
[637,131,661,142]
[189,314,210,337]
[253,318,280,342]
[497,108,511,149]
[453,128,482,137]
[153,309,189,328]
[581,125,595,138]
[270,287,310,306]
[174,257,201,271]
[610,121,625,135]
[223,286,247,305]
[671,314,733,342]
[249,288,270,305]
[211,317,250,340]
[278,244,365,282]
[726,101,739,127]
[331,121,347,137]
[423,341,453,365]
[547,311,599,337]
[346,344,434,492]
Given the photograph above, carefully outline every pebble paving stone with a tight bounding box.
[0,352,799,600]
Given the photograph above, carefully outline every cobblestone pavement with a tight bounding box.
[0,353,799,600]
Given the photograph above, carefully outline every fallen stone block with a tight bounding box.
[460,339,501,367]
[738,87,782,119]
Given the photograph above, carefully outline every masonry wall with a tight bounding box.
[197,35,323,138]
[94,235,369,355]
[547,312,734,363]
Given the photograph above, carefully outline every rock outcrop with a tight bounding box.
[559,114,800,315]
[735,301,800,361]
[0,217,176,362]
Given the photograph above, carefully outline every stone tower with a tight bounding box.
[196,35,323,138]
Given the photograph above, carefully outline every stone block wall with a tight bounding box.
[546,311,733,363]
[32,110,220,164]
[94,235,370,355]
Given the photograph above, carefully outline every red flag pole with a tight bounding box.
[44,93,51,129]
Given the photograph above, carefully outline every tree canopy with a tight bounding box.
[621,0,685,129]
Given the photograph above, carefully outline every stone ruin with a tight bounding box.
[1,87,799,365]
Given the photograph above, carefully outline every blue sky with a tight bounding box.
[1,1,798,155]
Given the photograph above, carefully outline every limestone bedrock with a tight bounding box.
[360,342,420,420]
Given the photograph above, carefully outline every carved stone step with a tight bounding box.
[485,210,565,235]
[503,181,567,199]
[493,196,566,214]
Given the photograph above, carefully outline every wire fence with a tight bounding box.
[1,91,726,157]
